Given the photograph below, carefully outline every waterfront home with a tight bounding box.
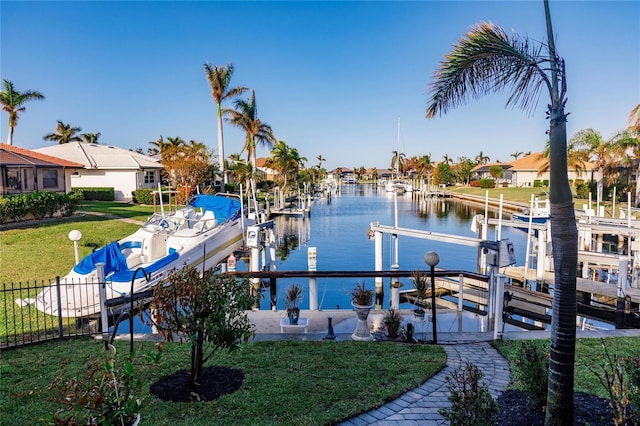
[35,142,163,201]
[0,143,84,195]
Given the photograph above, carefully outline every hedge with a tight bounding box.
[72,187,115,201]
[0,191,84,224]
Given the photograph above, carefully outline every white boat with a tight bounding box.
[35,193,253,318]
[512,198,550,224]
[385,179,413,193]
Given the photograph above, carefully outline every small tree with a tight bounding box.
[151,266,256,385]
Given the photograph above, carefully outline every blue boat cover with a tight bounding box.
[189,195,241,221]
[109,252,179,283]
[73,241,129,276]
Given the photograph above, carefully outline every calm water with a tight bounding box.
[247,183,528,311]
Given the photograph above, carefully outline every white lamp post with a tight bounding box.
[68,230,82,264]
[424,251,440,344]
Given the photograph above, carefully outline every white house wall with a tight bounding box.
[71,169,138,201]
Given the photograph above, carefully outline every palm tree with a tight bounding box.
[81,132,101,144]
[442,154,453,164]
[316,154,326,169]
[390,150,405,176]
[629,104,640,135]
[204,63,247,191]
[265,140,307,191]
[43,121,83,144]
[425,2,576,423]
[1,79,45,145]
[225,90,276,170]
[510,151,524,160]
[474,150,490,165]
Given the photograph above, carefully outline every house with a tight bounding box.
[255,157,276,181]
[507,152,597,187]
[0,143,84,195]
[35,142,163,201]
[472,162,513,183]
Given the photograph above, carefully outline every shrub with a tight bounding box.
[60,191,84,217]
[132,188,155,205]
[479,178,496,189]
[27,191,59,219]
[533,180,543,187]
[588,338,639,426]
[438,361,498,425]
[575,181,590,199]
[511,340,549,407]
[73,187,115,201]
[151,267,256,385]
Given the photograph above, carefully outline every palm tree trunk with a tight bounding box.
[216,104,225,192]
[7,125,14,146]
[545,106,578,426]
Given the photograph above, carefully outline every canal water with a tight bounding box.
[247,183,529,312]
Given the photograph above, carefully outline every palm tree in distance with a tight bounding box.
[225,90,276,170]
[316,154,326,169]
[510,151,524,160]
[441,153,453,164]
[474,150,490,165]
[1,79,45,145]
[425,2,576,424]
[81,132,101,144]
[43,121,83,144]
[204,63,247,192]
[390,150,406,177]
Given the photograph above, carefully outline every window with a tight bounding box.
[3,167,35,191]
[42,169,59,189]
[144,170,156,184]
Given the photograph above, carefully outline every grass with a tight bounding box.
[0,338,446,425]
[493,336,640,399]
[78,201,160,222]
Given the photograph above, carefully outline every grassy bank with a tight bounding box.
[1,338,446,425]
[494,337,640,398]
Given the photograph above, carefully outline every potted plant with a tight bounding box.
[351,281,374,341]
[411,271,430,319]
[284,283,303,325]
[383,308,403,339]
[46,343,160,426]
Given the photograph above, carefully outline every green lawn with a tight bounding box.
[493,337,640,398]
[0,338,446,426]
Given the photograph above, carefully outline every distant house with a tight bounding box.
[255,157,276,181]
[506,152,597,187]
[35,142,163,201]
[0,143,84,195]
[472,162,512,184]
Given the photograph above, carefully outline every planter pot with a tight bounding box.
[288,309,300,325]
[351,302,373,341]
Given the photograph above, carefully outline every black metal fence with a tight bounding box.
[2,269,490,349]
[1,278,104,349]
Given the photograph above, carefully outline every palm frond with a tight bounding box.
[426,22,552,118]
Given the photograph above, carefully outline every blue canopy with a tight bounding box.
[189,195,241,221]
[73,241,129,276]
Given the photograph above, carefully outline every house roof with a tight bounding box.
[35,142,162,170]
[0,143,84,168]
[508,152,597,172]
[472,162,512,173]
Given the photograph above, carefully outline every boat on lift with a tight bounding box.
[35,193,252,318]
[512,198,550,224]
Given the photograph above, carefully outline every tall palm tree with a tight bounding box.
[43,121,83,144]
[316,154,326,169]
[225,90,276,170]
[81,132,101,144]
[204,63,247,191]
[1,79,45,145]
[425,2,576,423]
[510,151,524,160]
[442,154,453,164]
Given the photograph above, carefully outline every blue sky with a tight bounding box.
[2,1,638,171]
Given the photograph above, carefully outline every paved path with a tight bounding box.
[339,341,510,426]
